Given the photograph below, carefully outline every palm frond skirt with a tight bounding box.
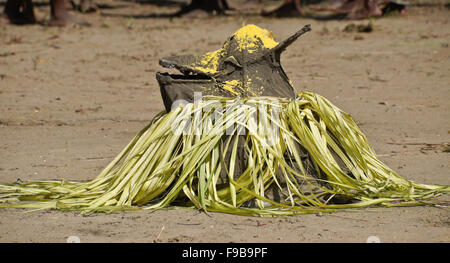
[0,92,448,216]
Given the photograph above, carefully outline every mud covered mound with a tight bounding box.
[157,24,309,110]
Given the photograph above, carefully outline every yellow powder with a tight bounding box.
[231,24,278,53]
[194,49,224,74]
[222,80,242,95]
[246,77,252,87]
[192,25,278,74]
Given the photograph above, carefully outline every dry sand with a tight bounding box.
[0,0,449,242]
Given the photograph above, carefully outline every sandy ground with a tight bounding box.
[0,0,449,243]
